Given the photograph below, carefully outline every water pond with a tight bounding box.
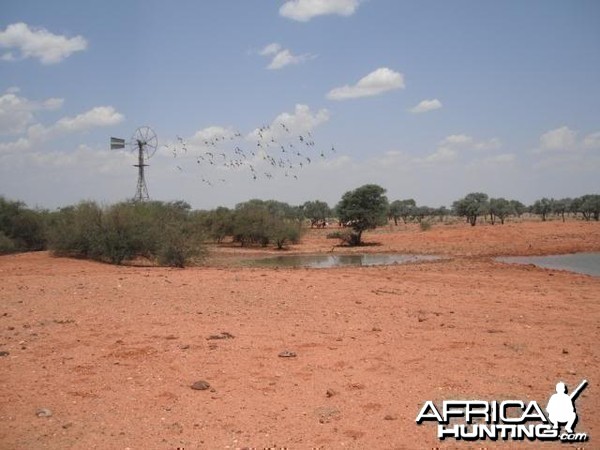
[496,252,600,276]
[241,253,440,269]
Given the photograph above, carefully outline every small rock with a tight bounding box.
[62,422,73,429]
[384,414,397,421]
[326,389,337,398]
[0,351,9,357]
[207,332,234,340]
[315,406,341,424]
[191,380,211,390]
[372,326,382,332]
[278,350,297,358]
[562,348,569,354]
[179,344,190,350]
[36,408,52,418]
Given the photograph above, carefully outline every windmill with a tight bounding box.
[110,126,158,201]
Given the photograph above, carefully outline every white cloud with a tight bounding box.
[280,0,359,22]
[423,147,458,164]
[269,49,314,70]
[247,104,330,142]
[409,98,442,114]
[474,137,502,151]
[0,137,30,154]
[0,89,64,135]
[532,127,600,171]
[416,133,503,166]
[582,131,600,149]
[259,42,315,70]
[0,22,87,64]
[538,126,577,152]
[439,134,473,147]
[190,126,235,144]
[476,153,516,166]
[259,43,282,56]
[53,106,123,134]
[327,67,405,101]
[27,106,124,142]
[438,134,501,151]
[488,153,515,163]
[1,52,16,61]
[0,106,124,155]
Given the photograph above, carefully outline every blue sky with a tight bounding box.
[1,0,599,209]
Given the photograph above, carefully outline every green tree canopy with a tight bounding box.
[452,192,489,226]
[301,200,331,227]
[336,184,389,245]
[489,198,513,225]
[531,198,554,221]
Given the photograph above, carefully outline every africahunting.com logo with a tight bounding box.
[416,380,589,443]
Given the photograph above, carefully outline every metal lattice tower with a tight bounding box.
[110,126,157,201]
[133,139,150,201]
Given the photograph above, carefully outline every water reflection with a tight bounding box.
[496,253,600,276]
[243,253,440,268]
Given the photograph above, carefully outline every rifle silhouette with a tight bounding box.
[570,379,588,401]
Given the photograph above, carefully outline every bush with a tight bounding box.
[47,200,204,267]
[0,196,47,253]
[271,220,302,249]
[232,199,303,249]
[326,230,356,246]
[419,221,432,231]
[48,202,104,258]
[0,231,17,254]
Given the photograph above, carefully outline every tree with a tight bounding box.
[552,198,572,222]
[509,200,526,218]
[578,194,600,221]
[336,184,389,245]
[412,206,434,223]
[489,198,513,225]
[452,193,489,226]
[301,200,331,228]
[232,199,302,248]
[197,207,233,243]
[389,199,416,225]
[532,198,553,221]
[434,206,449,222]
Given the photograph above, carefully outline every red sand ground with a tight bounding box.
[0,220,599,449]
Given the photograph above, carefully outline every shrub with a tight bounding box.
[326,230,356,246]
[0,231,17,254]
[48,202,104,258]
[419,221,432,231]
[0,196,47,253]
[232,199,304,249]
[271,220,302,249]
[47,200,204,267]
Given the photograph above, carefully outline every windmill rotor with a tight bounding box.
[131,126,158,159]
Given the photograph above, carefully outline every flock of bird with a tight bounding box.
[164,122,335,187]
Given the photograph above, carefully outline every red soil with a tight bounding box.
[0,220,599,449]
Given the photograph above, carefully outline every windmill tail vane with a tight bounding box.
[110,137,125,150]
